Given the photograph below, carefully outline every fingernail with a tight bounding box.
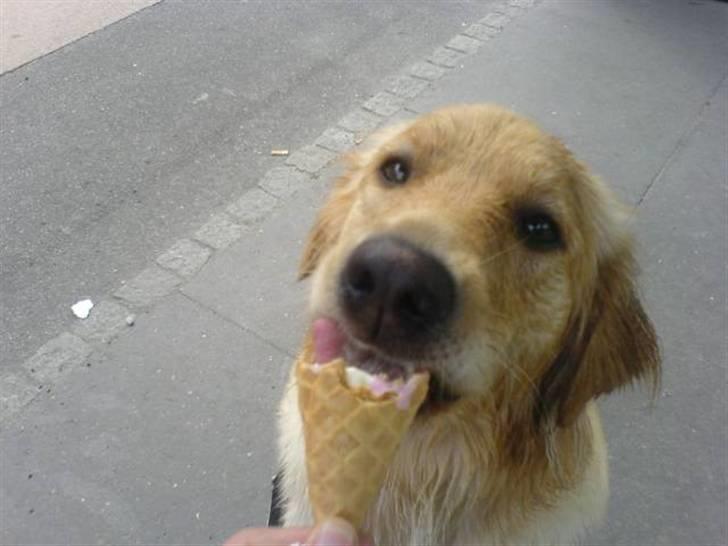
[310,518,357,546]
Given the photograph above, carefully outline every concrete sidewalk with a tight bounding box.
[1,1,726,544]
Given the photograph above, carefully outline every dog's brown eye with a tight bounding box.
[380,157,410,185]
[516,211,563,251]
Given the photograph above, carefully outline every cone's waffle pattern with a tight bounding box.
[296,358,428,528]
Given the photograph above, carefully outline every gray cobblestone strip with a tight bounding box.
[445,35,482,55]
[6,1,542,423]
[428,46,468,68]
[336,108,382,134]
[227,187,280,221]
[479,12,510,30]
[384,75,430,99]
[362,91,406,117]
[193,213,244,250]
[71,300,133,344]
[409,61,447,81]
[286,145,337,174]
[314,127,357,153]
[114,265,183,307]
[22,332,92,386]
[463,23,501,41]
[156,238,212,278]
[495,4,527,18]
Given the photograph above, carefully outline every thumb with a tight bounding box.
[306,518,358,546]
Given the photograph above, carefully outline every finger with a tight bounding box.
[223,526,311,546]
[306,518,358,546]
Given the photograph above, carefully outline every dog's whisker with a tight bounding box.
[478,236,530,267]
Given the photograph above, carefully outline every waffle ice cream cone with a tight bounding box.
[296,357,428,529]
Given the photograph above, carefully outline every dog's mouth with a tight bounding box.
[312,317,459,412]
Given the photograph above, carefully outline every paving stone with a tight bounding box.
[445,34,481,54]
[409,61,447,81]
[463,23,500,41]
[193,213,244,250]
[479,12,510,29]
[227,186,280,221]
[384,74,430,99]
[494,5,527,18]
[71,300,132,344]
[428,46,466,68]
[156,238,212,278]
[114,265,182,307]
[286,145,336,173]
[22,333,92,385]
[336,109,383,134]
[314,127,356,153]
[362,92,405,117]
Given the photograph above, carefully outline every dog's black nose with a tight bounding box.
[339,236,455,344]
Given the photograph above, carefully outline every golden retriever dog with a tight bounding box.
[276,104,660,545]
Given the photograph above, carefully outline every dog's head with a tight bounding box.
[300,104,659,430]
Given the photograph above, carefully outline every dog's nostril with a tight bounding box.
[349,266,375,296]
[343,260,379,306]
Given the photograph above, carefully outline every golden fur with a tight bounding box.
[277,104,660,545]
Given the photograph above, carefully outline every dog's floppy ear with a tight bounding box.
[536,175,661,427]
[298,173,357,279]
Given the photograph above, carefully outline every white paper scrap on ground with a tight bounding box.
[71,299,93,319]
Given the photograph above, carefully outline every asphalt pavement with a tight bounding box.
[1,1,726,545]
[0,0,490,370]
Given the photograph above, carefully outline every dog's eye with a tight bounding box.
[380,157,410,185]
[516,211,563,251]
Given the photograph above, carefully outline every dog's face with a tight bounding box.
[301,105,659,427]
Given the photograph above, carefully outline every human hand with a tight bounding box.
[223,517,371,546]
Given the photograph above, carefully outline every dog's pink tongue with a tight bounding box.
[312,318,346,364]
